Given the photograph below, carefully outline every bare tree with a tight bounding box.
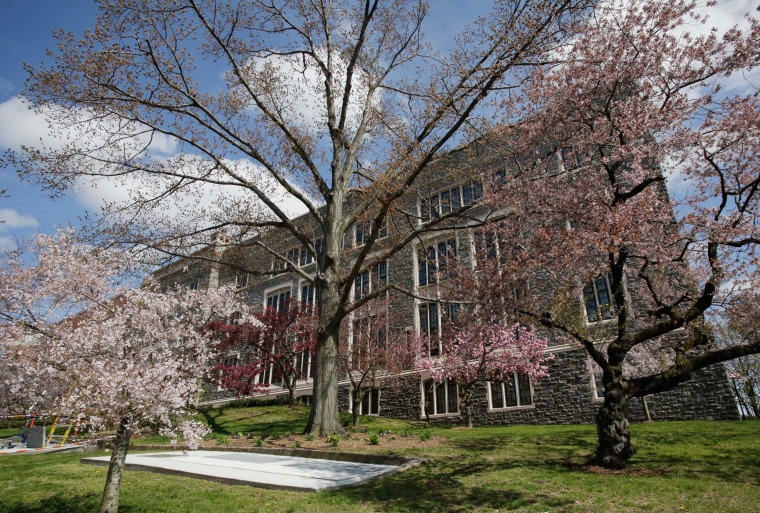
[5,0,594,435]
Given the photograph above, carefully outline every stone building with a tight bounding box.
[155,138,740,426]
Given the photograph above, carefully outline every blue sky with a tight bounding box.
[0,1,100,248]
[0,1,756,249]
[0,0,485,249]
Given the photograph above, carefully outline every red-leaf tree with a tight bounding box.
[208,298,317,405]
[480,0,760,467]
[0,229,246,513]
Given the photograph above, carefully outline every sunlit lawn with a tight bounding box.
[1,404,757,513]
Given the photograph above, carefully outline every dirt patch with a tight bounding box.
[198,430,443,453]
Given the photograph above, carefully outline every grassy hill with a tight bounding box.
[1,403,758,513]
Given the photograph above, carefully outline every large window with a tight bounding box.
[473,228,513,265]
[419,302,459,356]
[355,220,387,247]
[235,273,250,289]
[423,379,459,416]
[356,389,380,415]
[418,238,457,286]
[561,146,584,171]
[274,239,322,270]
[354,261,388,300]
[583,274,615,323]
[489,373,533,409]
[295,350,313,380]
[266,287,291,312]
[420,182,483,223]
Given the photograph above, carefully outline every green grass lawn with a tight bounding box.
[1,404,758,513]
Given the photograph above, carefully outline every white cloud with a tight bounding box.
[0,209,39,250]
[0,96,178,156]
[0,77,13,97]
[0,208,39,230]
[242,49,380,140]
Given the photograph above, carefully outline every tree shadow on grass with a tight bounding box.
[619,421,760,482]
[332,457,575,513]
[3,493,103,513]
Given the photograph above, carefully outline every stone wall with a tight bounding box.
[340,348,740,426]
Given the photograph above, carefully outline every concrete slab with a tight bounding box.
[82,450,418,492]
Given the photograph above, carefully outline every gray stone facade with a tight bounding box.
[156,138,741,427]
[337,347,739,426]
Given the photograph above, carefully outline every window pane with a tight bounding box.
[490,382,505,409]
[596,275,610,306]
[451,188,462,210]
[472,181,483,201]
[436,382,446,414]
[447,380,458,413]
[428,246,437,283]
[505,378,518,407]
[418,250,428,286]
[583,283,599,322]
[518,374,533,406]
[440,190,451,214]
[419,304,429,336]
[462,184,473,205]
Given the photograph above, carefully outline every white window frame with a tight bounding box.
[416,237,458,287]
[354,261,388,301]
[488,373,535,410]
[353,388,380,416]
[419,181,483,224]
[588,359,605,401]
[417,302,460,357]
[264,285,292,312]
[583,274,616,324]
[422,378,459,417]
[354,220,387,247]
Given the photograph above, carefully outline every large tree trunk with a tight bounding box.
[594,375,634,469]
[98,417,132,513]
[305,323,345,436]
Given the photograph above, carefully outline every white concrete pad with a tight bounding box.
[82,450,404,491]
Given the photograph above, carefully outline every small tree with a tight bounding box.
[339,298,419,426]
[209,298,317,405]
[0,230,245,513]
[420,321,550,428]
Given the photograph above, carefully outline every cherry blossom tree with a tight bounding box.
[4,0,597,436]
[207,298,317,405]
[479,0,760,467]
[420,322,550,428]
[0,230,246,513]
